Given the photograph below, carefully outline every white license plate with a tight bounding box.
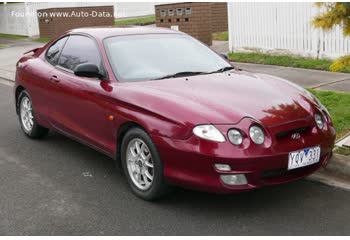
[288,146,321,170]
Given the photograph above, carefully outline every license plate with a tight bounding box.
[288,146,321,170]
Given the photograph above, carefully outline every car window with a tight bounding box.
[104,34,231,82]
[46,36,68,65]
[58,35,103,72]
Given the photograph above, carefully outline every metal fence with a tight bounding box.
[228,2,350,59]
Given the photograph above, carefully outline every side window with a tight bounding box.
[58,35,103,73]
[46,36,68,65]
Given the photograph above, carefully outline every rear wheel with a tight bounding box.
[18,90,49,139]
[121,127,169,200]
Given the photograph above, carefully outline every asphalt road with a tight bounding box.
[0,82,350,235]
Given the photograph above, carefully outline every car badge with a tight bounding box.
[291,133,301,140]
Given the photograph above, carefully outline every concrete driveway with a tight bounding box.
[0,40,44,81]
[210,41,350,93]
[234,62,350,92]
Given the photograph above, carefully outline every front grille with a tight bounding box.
[275,126,310,140]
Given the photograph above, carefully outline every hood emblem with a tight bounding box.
[291,133,301,140]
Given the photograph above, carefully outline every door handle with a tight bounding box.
[50,75,60,83]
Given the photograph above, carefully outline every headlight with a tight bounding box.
[228,129,243,145]
[315,113,324,129]
[249,126,265,145]
[193,125,226,142]
[320,105,331,123]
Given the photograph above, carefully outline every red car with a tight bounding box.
[14,27,336,200]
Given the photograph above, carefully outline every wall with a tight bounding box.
[211,3,228,33]
[0,3,29,36]
[155,2,228,46]
[156,2,213,46]
[228,2,350,59]
[37,6,114,39]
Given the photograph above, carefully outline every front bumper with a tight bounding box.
[151,122,336,193]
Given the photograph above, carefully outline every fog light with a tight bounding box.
[214,164,231,171]
[220,174,247,185]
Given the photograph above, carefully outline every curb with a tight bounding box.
[308,168,350,192]
[326,154,350,175]
[307,154,350,191]
[0,77,14,86]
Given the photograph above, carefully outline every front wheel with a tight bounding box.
[121,127,169,201]
[17,90,49,139]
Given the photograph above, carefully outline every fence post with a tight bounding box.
[227,2,234,52]
[311,4,321,59]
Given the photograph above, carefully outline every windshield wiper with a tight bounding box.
[207,66,234,74]
[154,71,207,80]
[153,67,234,80]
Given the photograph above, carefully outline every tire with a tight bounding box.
[17,90,49,139]
[121,127,169,201]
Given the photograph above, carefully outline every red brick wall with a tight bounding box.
[155,2,228,46]
[211,3,228,33]
[37,6,114,39]
[155,2,213,46]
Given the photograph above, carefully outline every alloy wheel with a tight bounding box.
[20,96,34,132]
[126,138,154,191]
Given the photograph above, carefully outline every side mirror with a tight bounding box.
[74,63,104,79]
[220,53,228,60]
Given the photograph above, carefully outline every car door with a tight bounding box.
[24,36,68,126]
[48,34,116,156]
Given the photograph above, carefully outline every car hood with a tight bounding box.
[113,70,317,127]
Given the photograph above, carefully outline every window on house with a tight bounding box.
[176,8,183,16]
[168,9,174,16]
[160,10,166,17]
[185,7,192,15]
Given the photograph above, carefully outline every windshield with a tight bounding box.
[104,34,231,82]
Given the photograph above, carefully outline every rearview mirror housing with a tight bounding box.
[74,63,104,79]
[220,53,228,60]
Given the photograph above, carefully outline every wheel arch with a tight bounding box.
[15,85,25,114]
[116,121,148,164]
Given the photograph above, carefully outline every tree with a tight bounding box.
[313,2,350,71]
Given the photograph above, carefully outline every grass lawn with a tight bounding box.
[228,52,350,73]
[0,44,7,49]
[0,33,27,40]
[114,15,155,26]
[309,89,350,140]
[334,147,350,156]
[212,31,228,41]
[32,37,50,43]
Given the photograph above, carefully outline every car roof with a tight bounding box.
[67,26,182,40]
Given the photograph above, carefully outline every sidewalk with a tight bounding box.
[210,40,350,93]
[234,62,350,92]
[0,39,43,81]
